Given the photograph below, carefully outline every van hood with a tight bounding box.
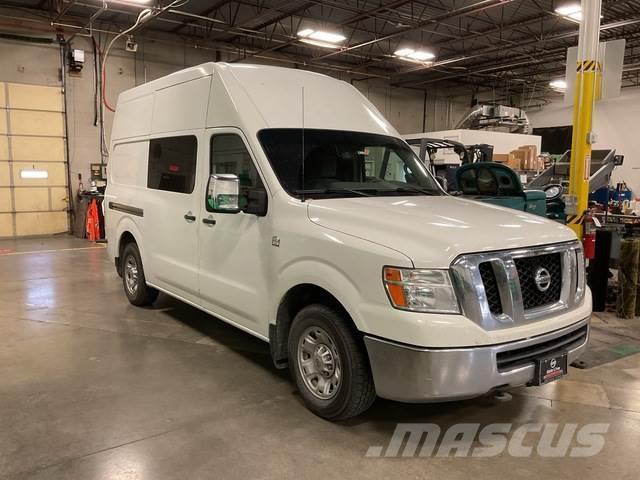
[307,196,577,268]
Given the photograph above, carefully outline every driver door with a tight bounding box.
[197,129,271,337]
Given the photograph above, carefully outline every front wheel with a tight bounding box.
[288,304,376,420]
[121,243,159,306]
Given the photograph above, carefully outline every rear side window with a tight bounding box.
[110,141,148,187]
[147,136,197,194]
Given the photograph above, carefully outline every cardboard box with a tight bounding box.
[516,145,538,170]
[509,149,528,170]
[493,153,509,163]
[507,152,522,170]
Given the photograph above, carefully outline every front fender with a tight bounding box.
[275,258,364,330]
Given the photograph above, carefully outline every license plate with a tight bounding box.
[534,353,568,385]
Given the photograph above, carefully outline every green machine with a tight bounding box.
[405,137,550,218]
[455,162,547,217]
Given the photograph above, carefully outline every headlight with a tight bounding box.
[575,247,586,304]
[383,267,460,313]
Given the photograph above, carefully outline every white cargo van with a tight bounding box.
[105,63,590,420]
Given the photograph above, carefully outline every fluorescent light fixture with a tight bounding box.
[394,48,414,57]
[409,50,435,61]
[549,79,567,91]
[308,31,346,43]
[118,0,154,4]
[297,29,346,48]
[20,169,48,179]
[394,48,435,63]
[555,4,582,21]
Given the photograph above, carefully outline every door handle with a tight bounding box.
[184,213,196,222]
[202,217,217,226]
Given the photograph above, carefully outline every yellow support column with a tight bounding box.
[567,0,602,238]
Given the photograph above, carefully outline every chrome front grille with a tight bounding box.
[478,262,502,315]
[451,241,585,331]
[514,252,562,309]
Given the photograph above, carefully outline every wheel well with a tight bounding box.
[116,231,137,276]
[269,284,356,368]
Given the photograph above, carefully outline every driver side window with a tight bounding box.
[383,151,408,182]
[209,134,264,211]
[365,147,409,183]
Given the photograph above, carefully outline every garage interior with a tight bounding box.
[2,0,640,478]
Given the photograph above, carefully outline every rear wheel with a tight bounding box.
[121,243,158,306]
[288,304,376,420]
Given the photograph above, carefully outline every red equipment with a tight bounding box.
[582,210,596,259]
[86,198,101,241]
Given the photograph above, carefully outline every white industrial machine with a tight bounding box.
[403,129,542,166]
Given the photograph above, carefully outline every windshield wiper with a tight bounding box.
[382,186,440,196]
[293,188,373,197]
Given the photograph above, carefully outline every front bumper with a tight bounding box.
[364,316,590,403]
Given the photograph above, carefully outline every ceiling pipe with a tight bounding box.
[66,0,107,42]
[52,0,78,22]
[170,0,231,33]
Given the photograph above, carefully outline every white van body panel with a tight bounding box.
[105,63,590,403]
[151,77,211,135]
[213,64,397,134]
[110,95,154,141]
[306,195,576,269]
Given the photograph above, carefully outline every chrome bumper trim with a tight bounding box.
[364,317,590,403]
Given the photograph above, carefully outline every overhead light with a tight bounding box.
[554,4,602,22]
[394,48,436,63]
[555,4,583,21]
[20,169,48,179]
[118,0,154,4]
[549,79,567,92]
[394,48,414,57]
[297,29,346,48]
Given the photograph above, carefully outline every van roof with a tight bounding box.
[118,62,330,103]
[113,62,398,140]
[118,63,215,103]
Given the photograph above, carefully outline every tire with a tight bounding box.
[121,242,159,306]
[288,304,376,420]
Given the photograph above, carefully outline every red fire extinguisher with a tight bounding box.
[582,210,596,260]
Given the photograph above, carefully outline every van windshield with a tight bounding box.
[257,129,442,199]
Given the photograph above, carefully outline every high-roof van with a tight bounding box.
[105,63,590,420]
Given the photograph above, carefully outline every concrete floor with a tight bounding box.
[2,236,640,480]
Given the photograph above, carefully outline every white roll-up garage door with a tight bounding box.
[0,82,69,237]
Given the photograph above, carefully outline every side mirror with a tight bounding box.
[244,189,268,216]
[207,174,241,213]
[436,176,448,191]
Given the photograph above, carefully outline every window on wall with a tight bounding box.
[20,169,49,179]
[147,136,197,194]
[209,134,263,210]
